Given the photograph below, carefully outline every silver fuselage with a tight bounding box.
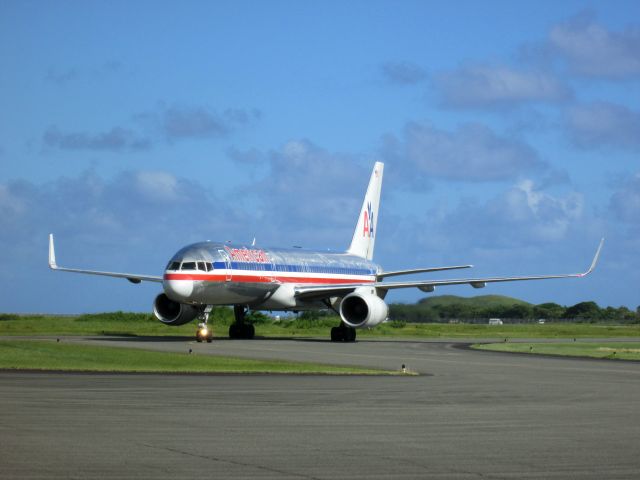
[162,242,380,310]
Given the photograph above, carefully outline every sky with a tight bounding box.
[1,0,639,313]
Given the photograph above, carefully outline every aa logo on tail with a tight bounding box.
[363,202,375,238]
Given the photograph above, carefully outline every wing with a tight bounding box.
[48,234,163,284]
[376,265,472,280]
[295,239,604,300]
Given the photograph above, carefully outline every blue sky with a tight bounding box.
[1,0,639,313]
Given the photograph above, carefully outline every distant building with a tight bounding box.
[488,318,503,325]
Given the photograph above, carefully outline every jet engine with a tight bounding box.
[153,293,199,326]
[339,292,389,328]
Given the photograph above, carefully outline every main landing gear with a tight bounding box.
[196,305,213,343]
[229,305,255,340]
[330,324,356,342]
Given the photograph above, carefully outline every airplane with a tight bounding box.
[48,162,604,342]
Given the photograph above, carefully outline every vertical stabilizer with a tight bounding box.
[347,162,384,260]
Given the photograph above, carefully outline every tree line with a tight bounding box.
[388,301,640,323]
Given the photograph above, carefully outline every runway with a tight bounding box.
[1,337,639,479]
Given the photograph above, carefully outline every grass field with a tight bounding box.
[0,340,396,375]
[360,322,640,339]
[1,313,638,371]
[1,313,639,339]
[472,342,640,361]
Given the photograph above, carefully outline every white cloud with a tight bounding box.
[549,13,640,78]
[238,140,368,247]
[382,122,543,182]
[434,64,571,108]
[375,179,590,299]
[43,104,262,154]
[425,180,582,246]
[134,171,179,203]
[227,147,266,165]
[136,104,261,142]
[0,184,27,219]
[43,126,151,152]
[381,61,427,85]
[0,170,249,251]
[565,102,640,150]
[0,171,244,313]
[500,179,584,241]
[610,172,640,224]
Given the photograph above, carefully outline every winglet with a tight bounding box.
[48,234,58,269]
[583,238,604,276]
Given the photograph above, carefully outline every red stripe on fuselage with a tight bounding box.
[163,273,374,285]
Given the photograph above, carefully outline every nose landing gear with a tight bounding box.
[195,305,213,343]
[196,323,213,343]
[194,305,256,342]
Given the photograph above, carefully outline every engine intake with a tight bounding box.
[153,293,199,326]
[339,292,389,328]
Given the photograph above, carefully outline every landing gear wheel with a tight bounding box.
[196,323,213,342]
[195,306,214,343]
[330,327,343,342]
[243,323,255,339]
[229,305,256,339]
[229,323,240,339]
[229,323,255,339]
[330,325,356,342]
[346,327,356,342]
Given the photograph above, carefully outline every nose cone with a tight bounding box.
[163,278,194,301]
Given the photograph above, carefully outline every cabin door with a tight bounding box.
[217,249,232,281]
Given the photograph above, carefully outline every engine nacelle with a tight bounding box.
[339,292,389,328]
[153,293,199,326]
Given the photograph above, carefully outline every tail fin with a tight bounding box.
[347,162,384,260]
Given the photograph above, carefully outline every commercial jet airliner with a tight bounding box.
[48,162,603,342]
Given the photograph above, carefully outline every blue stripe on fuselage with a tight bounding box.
[212,261,374,276]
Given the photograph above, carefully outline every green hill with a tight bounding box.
[390,295,538,323]
[417,295,532,308]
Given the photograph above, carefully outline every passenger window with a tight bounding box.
[181,262,196,270]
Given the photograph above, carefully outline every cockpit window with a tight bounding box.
[197,261,206,271]
[207,263,213,271]
[168,262,180,271]
[181,262,196,270]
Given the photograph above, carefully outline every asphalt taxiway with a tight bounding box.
[1,337,639,479]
